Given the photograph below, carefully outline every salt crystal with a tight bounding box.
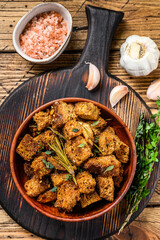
[20,11,68,59]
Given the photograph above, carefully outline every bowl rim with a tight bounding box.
[10,97,137,222]
[12,3,72,64]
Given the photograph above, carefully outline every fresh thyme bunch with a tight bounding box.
[119,99,160,233]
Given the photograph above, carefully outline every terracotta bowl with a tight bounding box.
[10,97,137,222]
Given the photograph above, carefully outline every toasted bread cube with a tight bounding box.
[54,181,80,212]
[24,175,50,197]
[24,162,34,178]
[97,176,114,201]
[63,120,82,140]
[89,117,107,136]
[33,111,51,131]
[65,136,93,166]
[74,102,100,120]
[29,123,38,137]
[115,142,129,163]
[105,126,115,134]
[113,166,124,187]
[51,172,69,187]
[81,122,94,146]
[76,171,96,194]
[47,156,66,171]
[52,101,77,128]
[31,154,53,179]
[37,190,57,203]
[16,134,40,161]
[99,128,121,155]
[34,130,55,150]
[80,191,101,208]
[84,155,120,177]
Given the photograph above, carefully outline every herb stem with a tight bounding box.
[119,99,160,233]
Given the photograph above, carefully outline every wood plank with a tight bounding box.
[0,0,160,239]
[0,52,159,109]
[0,0,160,51]
[0,206,160,239]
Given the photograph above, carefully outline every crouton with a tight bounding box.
[97,176,114,201]
[31,154,53,179]
[88,117,107,136]
[24,175,50,197]
[16,134,40,161]
[54,181,80,212]
[51,172,69,187]
[34,130,55,150]
[84,155,120,177]
[29,123,38,137]
[48,156,77,172]
[76,171,96,194]
[37,190,57,203]
[115,142,129,163]
[33,111,52,131]
[63,120,82,140]
[113,166,124,187]
[74,102,100,120]
[80,191,101,208]
[47,156,66,171]
[65,136,93,166]
[81,122,94,146]
[52,101,77,128]
[24,162,34,178]
[105,126,115,134]
[99,128,121,155]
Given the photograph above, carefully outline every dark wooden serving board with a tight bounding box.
[0,5,159,240]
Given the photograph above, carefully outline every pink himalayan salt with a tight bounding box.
[20,11,68,59]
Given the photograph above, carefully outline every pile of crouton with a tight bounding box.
[16,101,129,212]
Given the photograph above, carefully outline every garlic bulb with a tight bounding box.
[85,62,100,90]
[109,85,129,108]
[120,35,160,76]
[147,78,160,100]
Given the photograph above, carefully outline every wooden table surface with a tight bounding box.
[0,0,160,239]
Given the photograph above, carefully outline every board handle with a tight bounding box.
[76,5,124,71]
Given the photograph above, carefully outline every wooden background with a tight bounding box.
[0,0,160,239]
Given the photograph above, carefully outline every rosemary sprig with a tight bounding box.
[48,126,66,140]
[80,122,103,153]
[48,136,77,185]
[119,99,160,233]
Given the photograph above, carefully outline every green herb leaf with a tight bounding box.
[66,174,72,181]
[77,166,83,173]
[36,131,41,135]
[45,150,52,155]
[42,159,54,169]
[50,187,57,192]
[104,165,114,173]
[119,99,160,233]
[48,136,77,185]
[94,136,99,143]
[72,128,79,133]
[78,143,85,148]
[91,120,99,127]
[39,143,44,149]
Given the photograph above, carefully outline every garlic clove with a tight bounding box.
[109,85,129,108]
[85,62,100,91]
[147,79,160,100]
[120,35,160,77]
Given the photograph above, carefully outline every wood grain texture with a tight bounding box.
[0,4,160,240]
[0,0,160,239]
